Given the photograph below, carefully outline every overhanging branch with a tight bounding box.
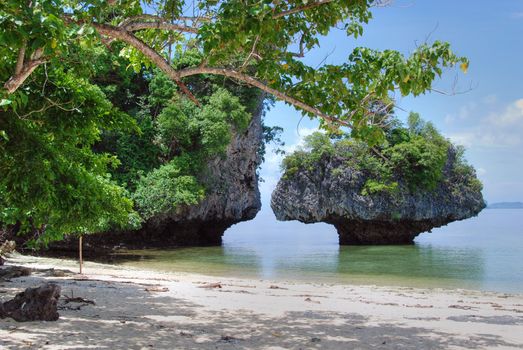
[178,67,352,128]
[92,23,200,105]
[91,23,351,126]
[3,48,45,94]
[123,21,198,34]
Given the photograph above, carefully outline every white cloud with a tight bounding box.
[477,167,487,176]
[444,102,476,125]
[493,99,523,126]
[483,94,498,105]
[447,132,475,147]
[448,98,523,147]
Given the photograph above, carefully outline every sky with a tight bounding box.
[258,0,523,207]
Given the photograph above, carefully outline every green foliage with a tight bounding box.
[155,86,250,158]
[0,66,138,246]
[362,179,398,196]
[281,112,481,196]
[259,124,285,163]
[281,132,335,178]
[2,1,467,147]
[451,145,483,194]
[129,75,252,219]
[132,157,205,220]
[385,135,447,191]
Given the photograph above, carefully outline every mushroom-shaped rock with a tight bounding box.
[271,131,485,245]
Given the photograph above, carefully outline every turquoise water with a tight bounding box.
[114,209,523,293]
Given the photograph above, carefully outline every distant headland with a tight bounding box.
[487,202,523,209]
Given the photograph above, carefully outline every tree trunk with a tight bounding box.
[79,235,83,274]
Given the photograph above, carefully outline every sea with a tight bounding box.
[113,209,523,294]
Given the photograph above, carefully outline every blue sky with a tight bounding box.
[259,0,523,206]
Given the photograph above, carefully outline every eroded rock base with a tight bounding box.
[47,220,235,255]
[332,220,442,245]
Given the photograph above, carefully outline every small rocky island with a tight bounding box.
[271,114,486,245]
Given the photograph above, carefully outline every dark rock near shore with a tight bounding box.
[271,147,485,245]
[1,283,61,322]
[0,266,32,281]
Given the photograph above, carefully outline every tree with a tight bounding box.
[0,59,140,246]
[2,0,468,143]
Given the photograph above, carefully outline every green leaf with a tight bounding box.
[0,99,12,107]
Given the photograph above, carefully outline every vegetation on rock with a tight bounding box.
[281,112,482,197]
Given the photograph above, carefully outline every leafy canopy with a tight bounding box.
[0,61,139,246]
[2,0,468,146]
[131,84,252,220]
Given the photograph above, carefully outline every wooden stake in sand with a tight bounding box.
[79,235,83,274]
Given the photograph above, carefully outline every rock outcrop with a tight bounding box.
[271,147,485,245]
[73,97,264,249]
[1,283,61,322]
[141,96,264,246]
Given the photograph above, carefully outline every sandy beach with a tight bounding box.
[1,253,522,349]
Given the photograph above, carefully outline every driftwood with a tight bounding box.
[197,282,222,289]
[144,286,169,292]
[0,283,61,322]
[63,296,95,305]
[59,294,95,311]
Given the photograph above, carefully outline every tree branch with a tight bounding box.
[14,40,27,75]
[178,66,352,128]
[124,21,198,34]
[93,23,354,128]
[92,23,200,105]
[4,48,45,94]
[122,14,211,24]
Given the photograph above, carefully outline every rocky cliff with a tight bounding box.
[53,98,264,251]
[141,97,264,246]
[271,146,485,245]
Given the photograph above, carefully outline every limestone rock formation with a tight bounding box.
[74,98,264,249]
[1,283,61,322]
[141,97,264,246]
[271,147,485,245]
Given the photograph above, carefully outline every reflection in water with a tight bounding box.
[335,245,484,289]
[112,209,523,293]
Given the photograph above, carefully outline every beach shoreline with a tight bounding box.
[1,253,522,349]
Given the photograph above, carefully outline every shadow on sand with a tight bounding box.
[0,272,520,350]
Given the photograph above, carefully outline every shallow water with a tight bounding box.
[113,209,523,293]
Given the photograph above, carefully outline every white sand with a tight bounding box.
[1,253,522,349]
